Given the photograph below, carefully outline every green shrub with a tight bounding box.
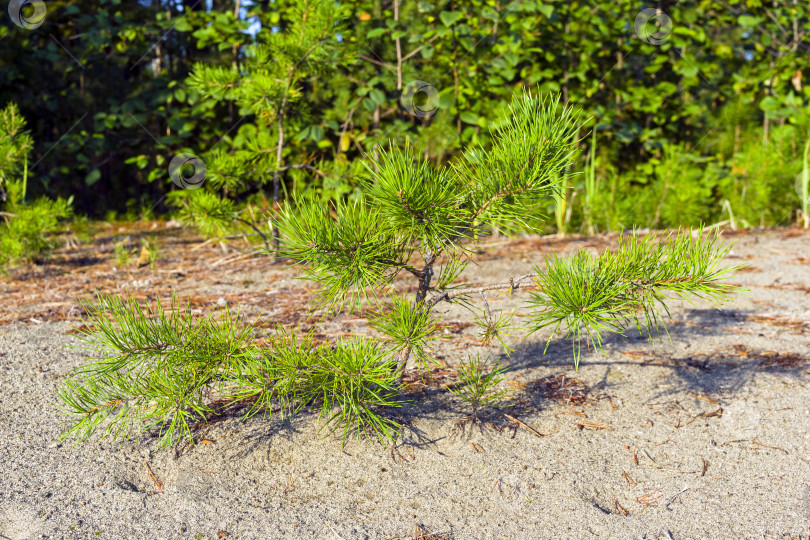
[0,196,73,268]
[718,125,804,227]
[0,103,72,269]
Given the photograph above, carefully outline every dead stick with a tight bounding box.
[751,440,789,454]
[144,461,163,492]
[504,414,549,438]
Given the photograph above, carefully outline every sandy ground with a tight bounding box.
[1,229,809,539]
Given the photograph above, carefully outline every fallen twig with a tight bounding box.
[557,408,587,418]
[391,446,408,464]
[622,471,637,485]
[751,440,789,454]
[504,414,549,438]
[144,461,163,493]
[665,487,689,509]
[283,458,295,495]
[636,489,662,506]
[683,407,723,427]
[574,420,611,430]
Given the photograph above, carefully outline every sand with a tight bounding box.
[1,229,809,539]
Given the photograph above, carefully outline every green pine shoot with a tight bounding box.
[449,355,512,422]
[524,229,743,367]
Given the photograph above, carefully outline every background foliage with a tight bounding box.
[1,0,809,230]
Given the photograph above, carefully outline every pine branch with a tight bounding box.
[232,216,272,251]
[524,229,744,367]
[425,272,538,311]
[58,295,407,448]
[58,293,258,447]
[410,230,739,372]
[275,194,414,312]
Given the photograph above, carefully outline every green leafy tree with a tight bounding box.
[4,0,809,228]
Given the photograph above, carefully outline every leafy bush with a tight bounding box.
[0,196,73,268]
[718,125,804,227]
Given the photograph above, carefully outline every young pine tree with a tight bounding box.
[0,103,72,269]
[174,0,348,250]
[275,92,741,373]
[58,91,741,448]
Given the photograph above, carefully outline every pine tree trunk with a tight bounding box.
[272,98,287,256]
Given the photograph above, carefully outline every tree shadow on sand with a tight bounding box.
[172,307,807,457]
[504,307,809,402]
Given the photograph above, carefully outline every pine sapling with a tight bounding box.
[178,0,349,251]
[448,355,512,427]
[275,90,743,377]
[57,90,744,449]
[0,103,73,270]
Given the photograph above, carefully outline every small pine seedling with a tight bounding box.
[449,355,512,427]
[113,239,137,278]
